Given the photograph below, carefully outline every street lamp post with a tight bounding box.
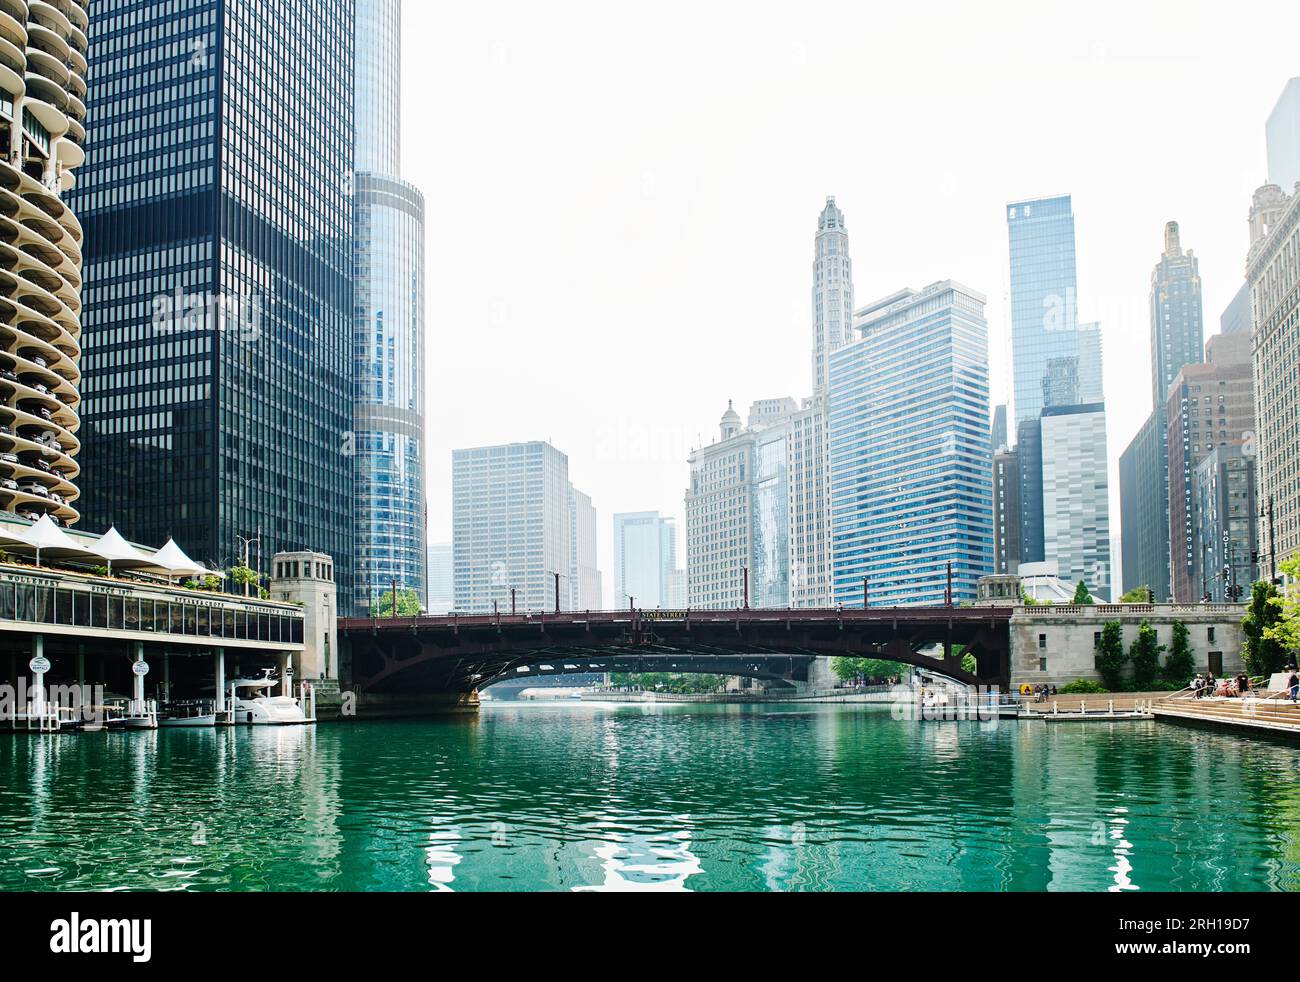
[235,531,261,598]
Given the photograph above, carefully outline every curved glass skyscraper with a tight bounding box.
[352,0,426,613]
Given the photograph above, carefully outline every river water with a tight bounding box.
[1,701,1298,892]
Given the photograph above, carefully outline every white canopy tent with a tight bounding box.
[17,515,96,567]
[0,523,33,552]
[88,527,167,577]
[152,538,225,584]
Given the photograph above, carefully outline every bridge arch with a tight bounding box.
[338,609,1011,695]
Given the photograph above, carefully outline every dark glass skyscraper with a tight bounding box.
[70,0,355,597]
[1150,222,1203,408]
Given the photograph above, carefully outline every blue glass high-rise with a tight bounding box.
[70,0,355,596]
[351,0,426,614]
[828,282,994,607]
[1007,195,1102,426]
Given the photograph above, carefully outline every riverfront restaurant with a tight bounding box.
[0,513,305,720]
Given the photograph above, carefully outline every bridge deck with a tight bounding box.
[337,608,1017,696]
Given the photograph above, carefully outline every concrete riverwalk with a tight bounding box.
[1152,695,1300,739]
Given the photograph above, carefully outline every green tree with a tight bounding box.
[1262,556,1300,667]
[1095,620,1127,691]
[1244,580,1287,677]
[1164,620,1194,682]
[184,574,223,593]
[830,657,862,683]
[1129,619,1164,689]
[831,657,916,684]
[370,587,424,618]
[230,563,259,597]
[1072,581,1095,605]
[1120,585,1153,604]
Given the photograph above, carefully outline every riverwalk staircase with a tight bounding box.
[1152,683,1300,738]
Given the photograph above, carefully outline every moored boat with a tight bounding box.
[228,671,315,726]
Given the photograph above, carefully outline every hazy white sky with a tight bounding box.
[403,0,1299,602]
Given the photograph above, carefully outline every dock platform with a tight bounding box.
[1152,696,1300,739]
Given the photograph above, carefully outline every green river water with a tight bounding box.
[2,701,1298,892]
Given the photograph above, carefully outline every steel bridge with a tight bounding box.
[337,607,1016,695]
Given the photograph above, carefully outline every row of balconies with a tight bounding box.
[0,0,79,528]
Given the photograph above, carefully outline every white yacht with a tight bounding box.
[228,672,315,726]
[159,701,217,728]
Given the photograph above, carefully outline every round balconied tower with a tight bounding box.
[0,0,87,526]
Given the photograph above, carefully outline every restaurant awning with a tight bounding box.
[152,538,225,581]
[16,515,95,567]
[88,527,168,575]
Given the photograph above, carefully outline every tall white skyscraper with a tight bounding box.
[791,198,854,608]
[453,442,599,613]
[426,542,453,613]
[812,198,855,393]
[613,512,677,608]
[569,489,603,611]
[1267,77,1300,193]
[788,393,833,607]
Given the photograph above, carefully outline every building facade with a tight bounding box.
[1006,194,1110,596]
[612,511,676,609]
[1118,221,1204,600]
[426,541,452,613]
[1009,604,1245,688]
[71,0,355,595]
[1016,417,1045,565]
[992,446,1021,574]
[452,441,571,614]
[686,404,754,609]
[1006,195,1103,426]
[1167,332,1256,602]
[786,394,833,607]
[569,488,601,611]
[828,282,994,607]
[1150,222,1205,407]
[811,197,854,393]
[1119,410,1169,596]
[350,0,427,614]
[1221,283,1252,336]
[1039,404,1111,597]
[1192,446,1258,601]
[1248,182,1300,569]
[1267,77,1300,193]
[0,0,90,526]
[685,401,803,610]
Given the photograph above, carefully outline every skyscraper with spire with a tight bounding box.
[351,0,428,614]
[792,198,854,606]
[1119,221,1204,598]
[1150,222,1204,408]
[811,198,855,393]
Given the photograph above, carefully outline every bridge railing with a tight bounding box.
[339,605,1019,631]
